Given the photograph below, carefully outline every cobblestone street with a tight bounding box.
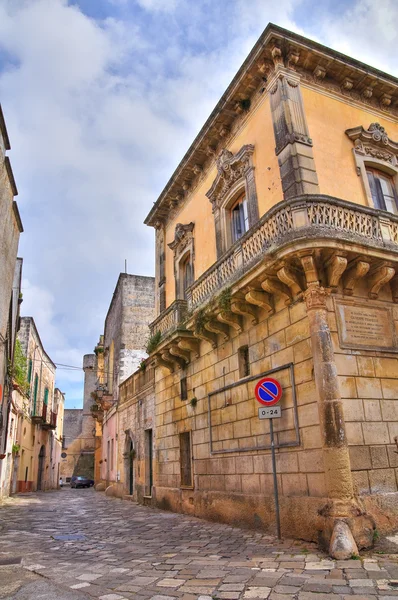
[1,488,398,600]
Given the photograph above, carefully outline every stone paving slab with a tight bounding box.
[1,488,398,599]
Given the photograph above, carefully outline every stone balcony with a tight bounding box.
[149,299,188,339]
[148,194,398,370]
[186,194,398,313]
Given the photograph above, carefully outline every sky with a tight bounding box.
[0,0,397,408]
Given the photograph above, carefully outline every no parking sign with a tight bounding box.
[254,377,282,406]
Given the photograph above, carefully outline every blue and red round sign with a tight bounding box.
[254,377,282,406]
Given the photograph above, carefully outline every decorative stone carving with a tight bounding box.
[206,144,255,210]
[193,164,203,175]
[178,337,200,358]
[343,259,371,296]
[362,86,373,100]
[300,254,319,286]
[277,264,303,297]
[168,223,194,255]
[381,93,392,107]
[261,277,292,302]
[345,122,398,166]
[217,311,242,333]
[342,77,354,91]
[326,253,348,291]
[230,300,258,325]
[169,344,190,365]
[368,264,395,299]
[304,285,329,310]
[205,319,230,342]
[270,43,283,67]
[313,65,326,81]
[287,47,300,70]
[245,288,273,312]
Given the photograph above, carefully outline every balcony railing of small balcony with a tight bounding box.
[31,402,44,424]
[149,299,188,341]
[185,194,398,313]
[42,408,57,430]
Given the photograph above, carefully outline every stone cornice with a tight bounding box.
[145,24,398,229]
[0,104,11,151]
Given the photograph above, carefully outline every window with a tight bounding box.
[179,431,193,487]
[27,359,32,383]
[180,377,188,400]
[238,346,250,378]
[231,195,249,243]
[43,387,49,405]
[182,255,193,299]
[33,374,38,415]
[366,168,398,215]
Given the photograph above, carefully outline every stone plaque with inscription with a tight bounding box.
[335,301,397,352]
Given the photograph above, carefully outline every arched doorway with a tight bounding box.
[37,445,45,490]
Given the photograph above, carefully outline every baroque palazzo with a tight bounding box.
[95,25,398,554]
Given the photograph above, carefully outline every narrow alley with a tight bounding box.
[1,489,398,599]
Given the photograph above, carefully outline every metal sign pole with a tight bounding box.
[269,418,281,539]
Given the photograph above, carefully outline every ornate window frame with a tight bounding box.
[168,222,195,300]
[206,144,259,258]
[346,123,398,213]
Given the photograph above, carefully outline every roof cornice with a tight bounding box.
[144,24,398,228]
[0,104,11,151]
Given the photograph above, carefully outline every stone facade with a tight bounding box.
[92,274,155,489]
[3,318,64,494]
[0,105,23,495]
[135,25,398,553]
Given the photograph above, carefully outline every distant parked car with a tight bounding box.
[70,476,91,488]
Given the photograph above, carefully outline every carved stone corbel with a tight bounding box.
[178,338,200,358]
[368,264,395,299]
[245,288,273,312]
[277,264,303,297]
[343,259,371,295]
[155,354,174,373]
[300,254,319,287]
[326,253,348,291]
[194,330,218,348]
[261,276,291,302]
[205,319,230,342]
[231,300,258,325]
[169,345,190,365]
[162,349,185,370]
[217,311,242,333]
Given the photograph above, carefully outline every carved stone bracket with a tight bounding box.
[231,300,258,325]
[205,319,230,342]
[169,344,190,365]
[245,288,274,312]
[326,253,348,291]
[261,277,291,302]
[155,354,174,373]
[368,263,395,299]
[164,349,186,370]
[194,330,218,348]
[343,259,371,295]
[277,264,303,297]
[300,254,319,287]
[217,311,243,333]
[178,338,200,358]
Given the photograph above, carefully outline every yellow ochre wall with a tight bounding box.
[164,95,282,308]
[301,86,398,204]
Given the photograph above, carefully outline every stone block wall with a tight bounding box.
[154,294,327,536]
[153,284,398,539]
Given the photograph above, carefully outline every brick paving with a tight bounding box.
[1,488,398,599]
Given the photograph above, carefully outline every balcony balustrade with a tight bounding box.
[149,299,188,339]
[149,195,398,344]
